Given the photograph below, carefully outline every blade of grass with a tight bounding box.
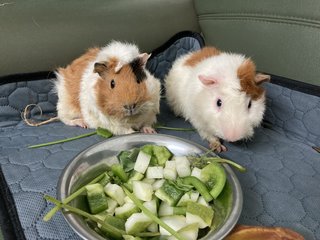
[28,131,97,149]
[154,124,195,132]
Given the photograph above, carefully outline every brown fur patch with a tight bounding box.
[94,63,150,119]
[184,47,221,67]
[237,59,265,100]
[58,47,100,113]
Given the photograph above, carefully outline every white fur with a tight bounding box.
[56,41,160,134]
[165,51,266,145]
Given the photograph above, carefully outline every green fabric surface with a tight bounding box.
[194,0,320,86]
[0,0,199,77]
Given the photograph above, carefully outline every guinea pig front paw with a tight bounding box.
[66,118,88,128]
[140,126,157,134]
[209,139,227,153]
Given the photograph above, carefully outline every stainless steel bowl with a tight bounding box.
[57,134,243,240]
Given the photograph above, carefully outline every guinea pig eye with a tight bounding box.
[216,99,222,107]
[248,100,252,109]
[110,79,115,89]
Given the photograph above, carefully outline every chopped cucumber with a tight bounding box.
[152,179,165,190]
[159,215,187,236]
[125,213,153,235]
[98,173,111,187]
[104,183,126,205]
[128,171,144,185]
[85,183,108,214]
[117,148,140,172]
[177,191,199,207]
[134,151,152,174]
[197,196,209,207]
[123,235,143,240]
[186,202,214,228]
[132,181,154,201]
[163,160,177,180]
[141,144,172,166]
[111,164,129,182]
[106,197,118,215]
[115,202,140,219]
[143,199,158,215]
[175,156,191,177]
[200,162,226,199]
[155,180,184,206]
[190,167,201,179]
[100,215,125,240]
[152,145,173,166]
[146,166,164,179]
[158,201,173,217]
[168,223,199,240]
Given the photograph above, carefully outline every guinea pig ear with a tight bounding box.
[94,62,108,76]
[255,73,271,85]
[198,74,219,86]
[138,53,151,66]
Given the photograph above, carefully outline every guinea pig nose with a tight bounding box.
[124,104,137,115]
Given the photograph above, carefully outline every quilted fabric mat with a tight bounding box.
[0,31,320,240]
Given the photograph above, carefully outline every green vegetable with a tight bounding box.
[111,164,129,183]
[44,195,126,237]
[101,215,125,240]
[85,183,108,214]
[98,173,111,186]
[96,127,113,138]
[141,145,172,166]
[186,202,214,228]
[181,176,213,202]
[29,127,113,149]
[200,162,226,199]
[43,171,107,221]
[155,180,184,206]
[152,145,173,166]
[117,148,140,172]
[123,187,186,240]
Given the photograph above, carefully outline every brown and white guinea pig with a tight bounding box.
[164,47,270,152]
[55,41,161,135]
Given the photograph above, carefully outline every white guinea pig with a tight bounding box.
[164,47,270,152]
[55,41,161,135]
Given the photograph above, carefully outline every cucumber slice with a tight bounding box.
[174,156,191,177]
[123,235,143,240]
[168,223,199,240]
[85,183,108,214]
[115,202,140,219]
[146,166,164,179]
[100,215,125,240]
[104,183,126,205]
[106,197,118,215]
[152,179,165,190]
[159,215,187,236]
[141,144,172,166]
[200,162,226,199]
[111,164,129,182]
[186,202,214,228]
[190,167,201,179]
[177,191,199,207]
[98,173,111,187]
[155,180,184,206]
[158,201,174,217]
[134,151,152,174]
[125,213,153,235]
[152,145,173,166]
[128,171,144,185]
[132,181,154,201]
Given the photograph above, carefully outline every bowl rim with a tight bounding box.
[57,133,243,240]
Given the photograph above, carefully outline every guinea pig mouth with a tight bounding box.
[123,104,139,117]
